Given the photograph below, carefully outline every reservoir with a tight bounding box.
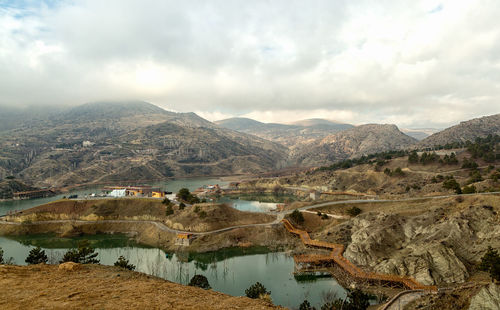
[0,234,347,309]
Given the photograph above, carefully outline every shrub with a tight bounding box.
[321,289,370,310]
[299,300,315,310]
[60,240,99,264]
[188,274,211,289]
[467,170,483,184]
[443,177,461,194]
[290,209,304,225]
[166,204,174,216]
[25,246,48,265]
[317,211,322,216]
[114,255,135,270]
[347,206,362,217]
[393,167,405,176]
[245,282,270,299]
[462,185,476,194]
[479,246,500,281]
[162,197,171,205]
[0,247,3,264]
[383,168,391,175]
[179,202,186,210]
[6,176,15,179]
[194,206,200,213]
[199,210,207,219]
[321,213,329,220]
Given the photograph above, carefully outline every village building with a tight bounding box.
[102,186,167,198]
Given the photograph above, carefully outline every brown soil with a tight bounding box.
[0,264,283,310]
[7,198,276,233]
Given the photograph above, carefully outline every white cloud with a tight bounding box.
[0,0,499,128]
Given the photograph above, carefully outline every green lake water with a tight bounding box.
[0,234,347,309]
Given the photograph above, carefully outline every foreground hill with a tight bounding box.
[215,117,353,148]
[419,113,500,147]
[0,264,281,310]
[0,102,287,187]
[291,124,417,166]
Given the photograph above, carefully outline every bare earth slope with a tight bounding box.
[419,113,500,147]
[292,124,417,166]
[0,264,281,310]
[0,102,287,186]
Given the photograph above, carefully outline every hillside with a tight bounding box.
[0,179,36,200]
[0,102,287,187]
[0,264,281,310]
[291,124,417,166]
[215,117,353,148]
[419,114,500,147]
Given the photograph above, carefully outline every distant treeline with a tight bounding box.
[315,134,499,172]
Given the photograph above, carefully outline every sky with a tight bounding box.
[0,0,499,128]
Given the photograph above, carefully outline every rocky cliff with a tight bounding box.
[292,124,417,166]
[322,203,500,285]
[419,114,500,147]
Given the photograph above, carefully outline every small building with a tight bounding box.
[109,189,126,197]
[175,233,194,246]
[152,191,165,198]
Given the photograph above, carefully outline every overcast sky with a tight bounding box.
[1,0,499,128]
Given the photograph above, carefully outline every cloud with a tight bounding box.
[0,0,499,128]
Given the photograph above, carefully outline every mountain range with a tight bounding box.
[0,101,498,187]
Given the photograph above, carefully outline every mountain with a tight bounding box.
[292,124,417,166]
[215,117,353,148]
[0,102,286,187]
[401,128,440,141]
[419,114,500,147]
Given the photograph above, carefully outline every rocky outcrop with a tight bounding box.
[292,124,417,166]
[469,283,500,310]
[419,113,500,147]
[330,205,500,285]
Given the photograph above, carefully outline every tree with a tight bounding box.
[321,289,370,310]
[25,246,48,265]
[299,300,316,310]
[179,202,186,210]
[60,240,99,264]
[176,188,200,204]
[162,197,171,205]
[188,274,211,289]
[245,282,270,299]
[290,209,304,225]
[114,255,135,270]
[0,246,3,264]
[408,151,419,164]
[479,246,500,281]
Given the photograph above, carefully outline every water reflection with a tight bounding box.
[0,234,346,308]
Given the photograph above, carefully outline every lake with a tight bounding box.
[0,234,347,309]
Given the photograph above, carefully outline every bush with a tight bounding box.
[321,289,370,310]
[462,185,476,194]
[162,197,171,205]
[290,209,304,225]
[443,177,461,194]
[166,204,174,216]
[199,210,207,219]
[0,246,3,264]
[188,274,211,289]
[347,206,362,217]
[321,213,329,220]
[479,246,500,281]
[299,300,315,310]
[194,205,200,213]
[179,202,186,210]
[317,211,322,216]
[393,167,405,176]
[114,255,135,270]
[60,240,99,264]
[245,282,270,299]
[25,246,48,265]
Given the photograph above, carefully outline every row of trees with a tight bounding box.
[0,241,135,271]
